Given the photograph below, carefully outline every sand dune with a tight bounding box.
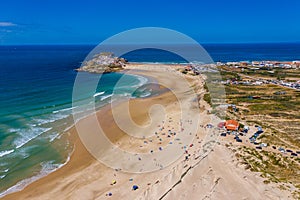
[1,64,294,200]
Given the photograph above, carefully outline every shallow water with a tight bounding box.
[0,45,150,194]
[1,43,299,195]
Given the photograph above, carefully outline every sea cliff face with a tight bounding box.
[76,52,127,73]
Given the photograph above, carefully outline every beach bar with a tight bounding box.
[225,120,239,131]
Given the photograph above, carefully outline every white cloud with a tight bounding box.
[0,22,17,27]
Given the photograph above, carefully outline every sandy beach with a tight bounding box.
[1,64,294,200]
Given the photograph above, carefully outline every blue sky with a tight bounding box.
[0,0,300,44]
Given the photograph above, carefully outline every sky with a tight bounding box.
[0,0,300,44]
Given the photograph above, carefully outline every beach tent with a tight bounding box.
[257,127,263,132]
[243,126,249,133]
[218,122,225,128]
[225,120,239,131]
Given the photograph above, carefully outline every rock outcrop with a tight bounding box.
[76,52,127,73]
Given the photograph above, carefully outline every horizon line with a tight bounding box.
[1,41,300,46]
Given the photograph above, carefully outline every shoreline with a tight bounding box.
[1,63,295,199]
[0,65,157,198]
[1,63,186,199]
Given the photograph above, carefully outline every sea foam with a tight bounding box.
[0,149,14,158]
[100,94,113,101]
[0,156,71,198]
[48,132,60,143]
[11,127,52,149]
[52,106,78,114]
[93,91,105,97]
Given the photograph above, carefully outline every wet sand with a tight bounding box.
[1,64,293,200]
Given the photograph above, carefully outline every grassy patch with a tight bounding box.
[239,147,300,187]
[203,93,212,106]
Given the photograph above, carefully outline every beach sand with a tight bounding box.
[1,64,294,200]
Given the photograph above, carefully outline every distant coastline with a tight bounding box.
[1,42,300,62]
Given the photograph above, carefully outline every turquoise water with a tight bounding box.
[1,43,300,196]
[0,45,149,195]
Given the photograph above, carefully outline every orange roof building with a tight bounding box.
[225,120,239,131]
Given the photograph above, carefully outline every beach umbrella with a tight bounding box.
[132,185,139,190]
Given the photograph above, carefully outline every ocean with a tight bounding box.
[0,43,300,195]
[122,43,300,63]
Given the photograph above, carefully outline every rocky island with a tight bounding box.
[76,52,128,73]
